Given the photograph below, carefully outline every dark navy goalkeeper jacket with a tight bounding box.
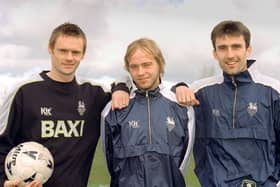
[192,60,280,187]
[101,82,195,187]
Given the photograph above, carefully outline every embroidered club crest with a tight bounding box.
[241,179,256,187]
[77,100,86,116]
[166,116,175,132]
[247,102,257,116]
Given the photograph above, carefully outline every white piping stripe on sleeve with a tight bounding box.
[0,90,16,135]
[249,68,280,94]
[190,74,224,93]
[100,101,112,170]
[179,106,195,174]
[76,78,111,93]
[159,83,196,174]
[0,74,43,135]
[159,84,178,103]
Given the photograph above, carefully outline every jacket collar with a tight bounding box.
[223,59,256,87]
[135,87,161,97]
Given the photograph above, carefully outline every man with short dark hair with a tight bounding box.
[176,20,280,186]
[0,22,128,187]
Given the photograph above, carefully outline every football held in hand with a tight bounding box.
[4,141,54,186]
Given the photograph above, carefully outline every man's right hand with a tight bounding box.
[4,179,20,187]
[4,180,42,187]
[111,90,129,110]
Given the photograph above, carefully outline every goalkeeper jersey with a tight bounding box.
[0,71,110,187]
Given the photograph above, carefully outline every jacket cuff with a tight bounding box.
[171,82,189,93]
[111,82,130,94]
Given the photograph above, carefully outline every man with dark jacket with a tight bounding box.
[176,20,280,187]
[0,22,128,187]
[102,38,195,187]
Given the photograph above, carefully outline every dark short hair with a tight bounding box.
[211,20,251,49]
[49,22,87,54]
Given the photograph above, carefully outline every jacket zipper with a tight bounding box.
[231,77,237,128]
[146,91,152,144]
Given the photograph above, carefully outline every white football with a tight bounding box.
[5,141,54,187]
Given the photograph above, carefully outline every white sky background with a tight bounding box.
[0,0,280,91]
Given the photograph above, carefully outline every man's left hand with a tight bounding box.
[176,86,199,106]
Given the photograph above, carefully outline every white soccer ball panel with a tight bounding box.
[4,141,54,186]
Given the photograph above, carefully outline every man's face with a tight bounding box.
[48,35,84,81]
[213,35,252,75]
[128,49,160,91]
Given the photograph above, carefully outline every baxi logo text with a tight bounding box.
[41,120,85,138]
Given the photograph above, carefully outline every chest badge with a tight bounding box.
[166,116,175,132]
[241,179,256,187]
[247,102,257,117]
[77,100,86,116]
